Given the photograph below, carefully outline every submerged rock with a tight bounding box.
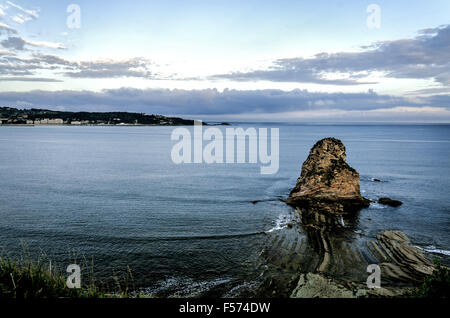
[378,197,403,207]
[287,138,370,213]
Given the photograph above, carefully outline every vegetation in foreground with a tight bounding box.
[0,248,139,299]
[0,255,101,298]
[1,249,449,299]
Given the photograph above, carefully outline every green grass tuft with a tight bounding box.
[0,247,117,299]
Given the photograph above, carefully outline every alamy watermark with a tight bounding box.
[170,121,279,174]
[366,264,381,288]
[366,4,381,29]
[66,264,81,289]
[66,4,81,29]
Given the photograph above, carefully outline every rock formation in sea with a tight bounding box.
[287,138,370,213]
[247,137,437,298]
[378,197,403,207]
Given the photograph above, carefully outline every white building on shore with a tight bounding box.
[34,118,64,125]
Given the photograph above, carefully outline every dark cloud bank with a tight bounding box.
[0,88,448,119]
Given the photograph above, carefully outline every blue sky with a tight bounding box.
[0,0,449,122]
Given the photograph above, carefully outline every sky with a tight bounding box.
[0,0,449,122]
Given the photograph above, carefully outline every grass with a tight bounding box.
[0,246,138,299]
[0,255,104,299]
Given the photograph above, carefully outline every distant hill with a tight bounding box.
[0,107,200,126]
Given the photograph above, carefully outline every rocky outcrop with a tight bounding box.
[378,197,403,207]
[367,230,434,283]
[287,138,370,213]
[290,273,410,298]
[290,273,355,298]
[261,138,437,297]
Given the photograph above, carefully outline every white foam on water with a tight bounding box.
[370,202,387,209]
[338,215,346,227]
[417,245,450,256]
[143,276,232,297]
[266,213,292,233]
[223,280,260,297]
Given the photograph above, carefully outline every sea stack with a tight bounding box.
[287,138,370,213]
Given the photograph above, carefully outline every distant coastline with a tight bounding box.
[0,107,228,126]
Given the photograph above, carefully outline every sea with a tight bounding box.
[0,124,449,296]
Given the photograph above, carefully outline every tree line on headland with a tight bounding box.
[0,107,202,126]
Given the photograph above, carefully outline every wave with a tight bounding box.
[148,232,266,242]
[143,276,232,297]
[266,213,293,233]
[418,245,450,256]
[369,202,388,209]
[0,226,266,244]
[337,215,346,227]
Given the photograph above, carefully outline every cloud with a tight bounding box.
[0,52,161,80]
[196,106,450,123]
[3,22,447,86]
[26,40,66,50]
[65,58,154,79]
[212,69,376,85]
[212,25,450,86]
[6,1,39,22]
[6,1,39,18]
[0,54,65,76]
[0,88,447,119]
[0,36,65,50]
[0,22,16,34]
[0,36,26,50]
[0,49,15,55]
[11,13,27,24]
[0,76,63,82]
[0,2,64,71]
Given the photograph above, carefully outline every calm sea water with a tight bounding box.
[0,124,449,296]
